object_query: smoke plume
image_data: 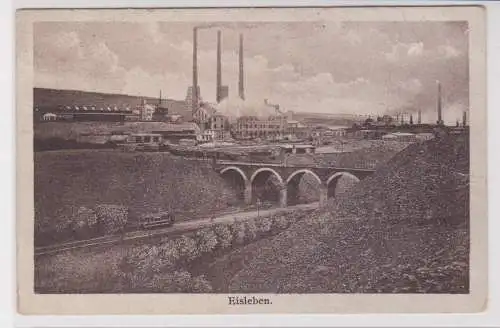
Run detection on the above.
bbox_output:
[215,95,276,121]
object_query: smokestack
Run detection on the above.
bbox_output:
[238,33,245,100]
[437,80,443,125]
[216,30,222,103]
[192,27,199,114]
[418,110,422,124]
[463,110,467,127]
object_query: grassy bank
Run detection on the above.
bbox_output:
[34,150,240,245]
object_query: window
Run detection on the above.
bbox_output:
[144,136,151,143]
[152,137,159,142]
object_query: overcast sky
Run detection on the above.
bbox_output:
[34,21,469,123]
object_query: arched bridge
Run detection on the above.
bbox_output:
[214,160,376,208]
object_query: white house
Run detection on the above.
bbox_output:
[196,130,215,143]
[42,113,57,121]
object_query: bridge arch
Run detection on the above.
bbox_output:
[220,166,249,183]
[250,167,285,206]
[285,169,322,206]
[286,169,322,185]
[250,168,284,185]
[326,172,361,198]
[220,166,249,205]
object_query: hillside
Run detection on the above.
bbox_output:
[34,151,239,238]
[223,135,470,293]
[33,87,191,118]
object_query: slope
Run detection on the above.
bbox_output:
[227,134,470,293]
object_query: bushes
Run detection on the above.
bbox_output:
[196,228,218,254]
[175,236,200,262]
[231,222,247,245]
[255,216,273,233]
[37,211,300,293]
[34,204,129,246]
[95,205,129,234]
[273,215,290,230]
[214,224,233,249]
[245,219,258,241]
[117,244,213,293]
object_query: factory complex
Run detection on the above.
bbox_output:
[35,28,468,150]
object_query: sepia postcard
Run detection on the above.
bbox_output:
[16,6,487,315]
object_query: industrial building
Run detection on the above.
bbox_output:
[151,122,201,143]
[232,115,287,140]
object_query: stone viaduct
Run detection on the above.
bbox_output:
[214,160,376,208]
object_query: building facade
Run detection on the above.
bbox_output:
[232,115,287,140]
[196,130,215,143]
[209,114,230,141]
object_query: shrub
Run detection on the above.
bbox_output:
[175,236,200,262]
[70,206,99,237]
[273,215,290,230]
[122,245,163,274]
[191,275,213,292]
[95,204,129,234]
[196,228,218,254]
[213,224,233,249]
[52,206,75,233]
[76,206,98,227]
[245,219,258,241]
[231,222,246,245]
[255,216,273,233]
[170,270,193,292]
[158,240,180,268]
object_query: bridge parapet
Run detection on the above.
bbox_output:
[216,160,376,208]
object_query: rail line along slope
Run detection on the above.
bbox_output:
[34,151,240,246]
[226,134,470,293]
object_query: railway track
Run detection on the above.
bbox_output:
[34,202,318,257]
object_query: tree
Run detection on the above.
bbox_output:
[245,219,259,241]
[175,236,200,262]
[231,222,247,245]
[95,204,129,235]
[255,216,273,233]
[273,215,290,231]
[214,224,233,249]
[196,228,218,254]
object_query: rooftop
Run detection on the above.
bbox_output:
[279,144,315,149]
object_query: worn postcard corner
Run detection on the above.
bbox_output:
[16,5,487,315]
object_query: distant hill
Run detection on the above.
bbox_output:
[33,88,192,118]
[292,111,366,127]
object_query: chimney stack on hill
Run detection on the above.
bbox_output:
[436,80,444,126]
[238,33,245,100]
[216,30,222,103]
[192,27,199,114]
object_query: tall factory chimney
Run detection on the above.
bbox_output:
[216,30,222,103]
[238,33,245,100]
[192,27,199,114]
[418,110,422,124]
[436,80,443,126]
[463,110,467,127]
